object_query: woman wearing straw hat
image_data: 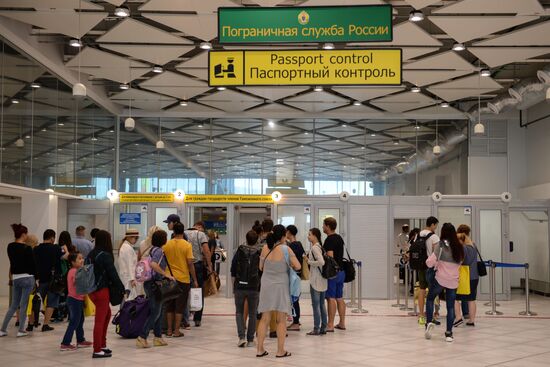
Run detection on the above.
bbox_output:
[118,228,140,300]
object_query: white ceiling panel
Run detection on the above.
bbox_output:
[66,47,149,83]
[246,102,300,113]
[284,91,349,113]
[176,52,208,68]
[3,54,45,82]
[353,22,443,47]
[404,105,466,118]
[140,71,207,88]
[370,92,437,113]
[0,0,102,10]
[139,0,237,13]
[434,0,544,15]
[179,68,208,81]
[198,90,263,112]
[332,87,405,101]
[330,104,382,114]
[404,70,473,87]
[468,47,550,68]
[0,11,106,38]
[238,87,307,101]
[26,87,92,110]
[404,50,475,71]
[473,21,550,46]
[167,102,220,113]
[428,88,501,102]
[111,89,176,110]
[142,13,217,41]
[428,74,502,90]
[0,80,25,101]
[100,44,193,65]
[429,16,539,43]
[404,0,440,9]
[96,18,188,44]
[344,46,439,61]
[141,85,210,100]
[102,0,125,5]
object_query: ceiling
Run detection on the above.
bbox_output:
[0,0,549,186]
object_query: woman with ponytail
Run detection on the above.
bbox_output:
[256,224,301,359]
[1,224,35,337]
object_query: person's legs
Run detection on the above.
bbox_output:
[445,288,457,334]
[275,311,287,356]
[234,290,246,340]
[174,283,190,336]
[89,288,108,353]
[455,300,463,321]
[310,286,321,331]
[326,275,337,330]
[269,311,277,334]
[193,262,205,324]
[468,301,477,323]
[75,301,85,343]
[16,277,34,333]
[1,278,24,332]
[101,296,111,349]
[140,283,162,340]
[62,297,79,345]
[320,291,328,332]
[417,270,427,318]
[335,271,346,328]
[461,299,469,319]
[246,291,259,342]
[256,312,270,355]
[426,280,442,324]
[243,298,249,325]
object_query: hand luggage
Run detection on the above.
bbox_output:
[111,295,150,338]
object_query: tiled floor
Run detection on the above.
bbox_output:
[0,292,549,367]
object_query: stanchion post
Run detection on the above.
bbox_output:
[346,263,358,308]
[400,263,413,311]
[483,260,499,307]
[408,270,418,316]
[485,261,503,315]
[352,261,368,314]
[519,263,537,316]
[392,262,403,307]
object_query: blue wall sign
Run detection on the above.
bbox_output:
[120,213,141,225]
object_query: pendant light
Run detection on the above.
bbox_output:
[433,119,441,156]
[125,60,135,131]
[156,117,164,149]
[474,62,485,135]
[72,0,86,97]
[15,116,24,147]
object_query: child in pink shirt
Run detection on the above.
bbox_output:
[61,252,92,351]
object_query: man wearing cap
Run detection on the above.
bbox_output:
[118,228,140,300]
[185,221,213,327]
[164,214,181,239]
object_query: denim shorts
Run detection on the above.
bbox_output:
[38,282,60,308]
[325,271,345,299]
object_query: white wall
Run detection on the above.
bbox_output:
[0,202,22,296]
[468,156,508,194]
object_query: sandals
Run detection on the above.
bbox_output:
[256,351,268,358]
[335,325,346,330]
[172,333,184,338]
[276,351,292,358]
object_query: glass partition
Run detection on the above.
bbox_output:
[479,209,503,294]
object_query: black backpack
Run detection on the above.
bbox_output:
[235,245,260,290]
[312,246,340,280]
[409,233,433,271]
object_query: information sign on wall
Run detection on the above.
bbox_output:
[119,193,175,203]
[218,5,393,44]
[184,195,274,203]
[209,49,401,86]
[120,213,141,225]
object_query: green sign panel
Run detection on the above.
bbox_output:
[218,5,393,44]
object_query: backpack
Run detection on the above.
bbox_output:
[75,251,103,295]
[235,245,260,290]
[111,295,150,338]
[312,245,339,279]
[282,245,301,304]
[135,247,153,283]
[409,233,433,271]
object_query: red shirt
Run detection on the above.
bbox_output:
[67,268,84,301]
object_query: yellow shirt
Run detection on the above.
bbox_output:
[162,238,194,283]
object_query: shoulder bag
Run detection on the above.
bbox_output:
[473,244,487,277]
[342,242,356,283]
[152,255,183,302]
[49,265,66,294]
[282,245,301,303]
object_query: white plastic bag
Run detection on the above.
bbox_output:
[190,288,203,311]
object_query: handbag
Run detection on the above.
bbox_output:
[84,295,96,317]
[300,256,310,280]
[457,265,471,295]
[282,245,301,304]
[342,245,356,283]
[203,272,218,297]
[152,256,182,302]
[473,244,487,277]
[48,267,66,294]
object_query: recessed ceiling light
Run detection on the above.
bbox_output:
[353,101,361,106]
[313,86,323,92]
[440,102,450,108]
[268,120,275,127]
[217,86,226,91]
[30,82,41,89]
[409,10,424,22]
[238,131,242,135]
[304,132,309,135]
[199,42,212,50]
[370,133,376,137]
[198,124,203,128]
[119,83,129,90]
[11,99,19,104]
[152,66,163,73]
[414,125,421,129]
[69,38,82,48]
[452,42,466,51]
[179,101,188,106]
[91,137,98,141]
[393,140,399,145]
[41,128,47,132]
[109,129,114,133]
[361,146,365,150]
[114,6,130,17]
[480,68,491,77]
[25,135,30,139]
[170,130,175,134]
[323,43,335,50]
[411,86,421,93]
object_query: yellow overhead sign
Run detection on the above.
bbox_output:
[185,195,274,203]
[209,49,401,86]
[119,193,175,203]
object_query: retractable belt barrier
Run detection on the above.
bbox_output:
[351,261,368,314]
[484,260,537,317]
[392,254,404,308]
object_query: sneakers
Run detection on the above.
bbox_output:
[466,322,475,327]
[194,321,201,327]
[418,316,426,326]
[0,330,7,337]
[17,331,28,338]
[102,348,112,354]
[424,322,435,340]
[77,341,93,348]
[453,318,464,328]
[26,324,33,332]
[60,344,77,352]
[42,325,54,332]
[153,337,168,347]
[306,330,320,336]
[92,351,112,359]
[432,319,441,326]
[445,331,454,343]
[247,341,255,348]
[238,339,246,348]
[136,336,151,349]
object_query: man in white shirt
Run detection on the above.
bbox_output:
[417,216,439,326]
[396,224,410,252]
